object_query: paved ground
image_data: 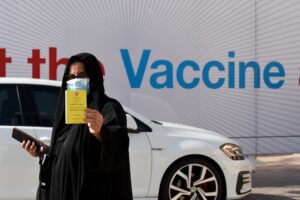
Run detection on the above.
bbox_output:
[243,154,300,200]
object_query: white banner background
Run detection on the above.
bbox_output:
[0,0,299,155]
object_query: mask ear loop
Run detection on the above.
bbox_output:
[86,78,90,94]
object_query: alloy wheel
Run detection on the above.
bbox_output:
[169,164,218,200]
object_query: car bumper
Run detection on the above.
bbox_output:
[214,153,252,199]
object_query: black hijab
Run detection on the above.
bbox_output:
[50,52,106,148]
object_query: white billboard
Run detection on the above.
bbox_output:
[0,0,299,156]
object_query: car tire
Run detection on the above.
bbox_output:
[159,156,225,200]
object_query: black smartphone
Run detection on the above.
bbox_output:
[12,128,50,154]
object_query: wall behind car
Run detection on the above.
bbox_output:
[0,0,299,155]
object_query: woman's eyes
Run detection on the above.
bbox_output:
[77,72,88,77]
[66,72,88,79]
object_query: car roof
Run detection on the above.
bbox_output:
[0,77,153,125]
[0,77,61,87]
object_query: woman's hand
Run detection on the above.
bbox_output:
[21,140,45,157]
[85,108,104,142]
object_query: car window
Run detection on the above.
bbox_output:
[20,85,60,127]
[126,112,152,133]
[0,85,23,125]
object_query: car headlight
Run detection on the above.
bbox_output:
[220,143,245,160]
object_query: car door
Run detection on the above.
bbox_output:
[20,84,60,148]
[22,84,154,198]
[0,84,39,199]
[25,84,153,198]
[17,84,59,199]
[19,83,153,198]
[126,113,153,198]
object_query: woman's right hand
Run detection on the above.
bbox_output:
[21,140,45,157]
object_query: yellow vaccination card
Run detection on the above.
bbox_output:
[65,90,87,124]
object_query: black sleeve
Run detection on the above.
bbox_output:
[86,100,129,173]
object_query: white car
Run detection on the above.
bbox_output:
[0,78,252,200]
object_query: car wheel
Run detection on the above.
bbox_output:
[159,157,225,200]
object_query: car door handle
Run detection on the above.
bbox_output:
[39,137,51,143]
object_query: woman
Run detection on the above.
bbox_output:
[22,53,133,200]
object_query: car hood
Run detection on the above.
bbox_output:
[157,121,236,145]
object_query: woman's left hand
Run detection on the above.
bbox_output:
[85,108,104,142]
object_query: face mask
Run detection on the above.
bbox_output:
[66,78,90,92]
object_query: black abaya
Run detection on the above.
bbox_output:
[38,53,133,200]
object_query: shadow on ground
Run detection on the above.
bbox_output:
[241,154,300,200]
[244,193,296,200]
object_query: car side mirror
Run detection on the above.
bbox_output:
[126,113,138,133]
